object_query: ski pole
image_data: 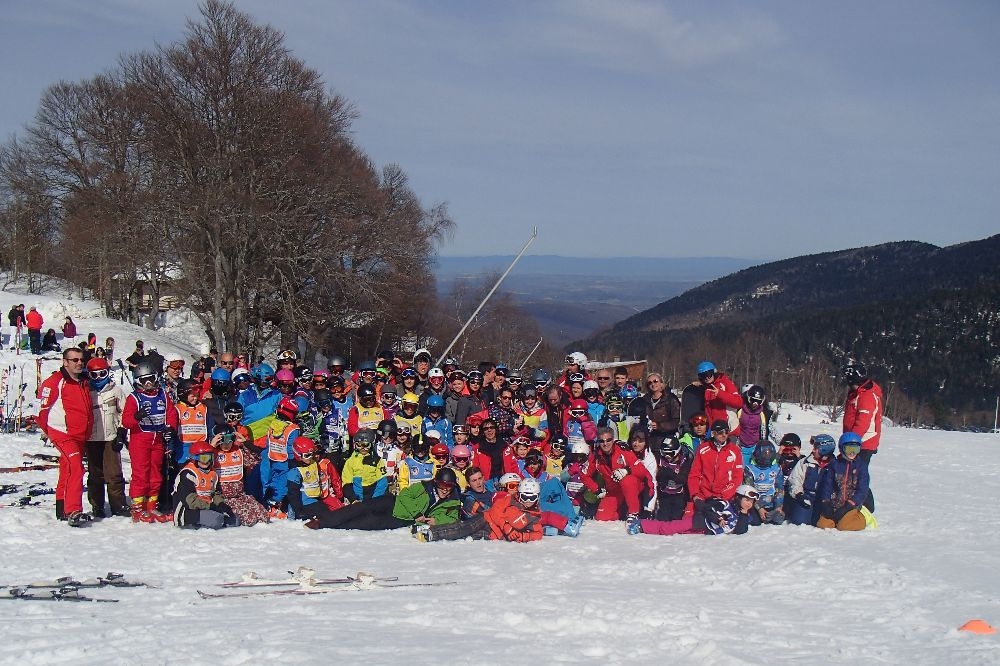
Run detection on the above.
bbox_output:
[116,360,136,391]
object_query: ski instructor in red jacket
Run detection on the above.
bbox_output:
[842,361,882,463]
[37,348,94,526]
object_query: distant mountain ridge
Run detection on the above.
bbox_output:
[597,236,1000,335]
[434,255,754,281]
[575,235,1000,420]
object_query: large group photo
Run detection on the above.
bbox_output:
[2,1,998,663]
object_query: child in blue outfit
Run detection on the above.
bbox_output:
[743,441,784,524]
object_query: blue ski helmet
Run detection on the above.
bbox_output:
[620,384,638,400]
[211,367,232,382]
[251,363,275,381]
[427,394,445,409]
[811,434,836,457]
[838,432,863,453]
[696,361,717,376]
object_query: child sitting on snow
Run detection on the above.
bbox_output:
[744,441,785,524]
[172,440,238,529]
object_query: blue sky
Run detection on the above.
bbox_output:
[2,1,997,259]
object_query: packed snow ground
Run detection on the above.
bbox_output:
[1,283,999,664]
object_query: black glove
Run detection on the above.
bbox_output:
[161,429,176,446]
[114,428,129,452]
[833,504,853,522]
[134,405,151,421]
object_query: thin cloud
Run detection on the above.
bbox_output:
[519,0,783,71]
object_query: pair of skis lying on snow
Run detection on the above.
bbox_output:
[0,568,455,602]
[1,572,147,603]
[198,567,457,599]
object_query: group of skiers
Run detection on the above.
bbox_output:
[33,343,882,539]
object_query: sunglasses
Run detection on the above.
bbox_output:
[436,482,455,491]
[65,357,85,364]
[597,437,614,444]
[596,376,611,381]
[483,425,497,430]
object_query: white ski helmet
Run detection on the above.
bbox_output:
[517,477,541,502]
[165,351,184,364]
[735,484,761,501]
[566,351,588,368]
[498,472,522,488]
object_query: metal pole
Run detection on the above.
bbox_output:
[435,227,538,367]
[517,338,544,372]
[994,395,998,434]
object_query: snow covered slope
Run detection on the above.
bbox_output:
[2,424,999,663]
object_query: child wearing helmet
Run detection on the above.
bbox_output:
[347,384,384,439]
[598,394,630,441]
[817,433,872,531]
[286,436,345,522]
[340,429,389,503]
[744,441,785,525]
[211,424,269,526]
[446,443,474,490]
[786,434,836,526]
[678,413,710,451]
[121,359,180,523]
[653,437,693,522]
[258,395,303,516]
[397,430,437,490]
[515,385,549,440]
[736,384,774,466]
[172,440,238,529]
[239,364,283,442]
[563,398,597,450]
[421,394,454,449]
[175,377,211,468]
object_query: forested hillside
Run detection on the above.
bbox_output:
[577,235,1000,427]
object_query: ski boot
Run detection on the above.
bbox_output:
[625,513,641,535]
[131,503,155,523]
[147,499,173,523]
[563,515,584,538]
[267,504,287,520]
[66,511,93,528]
[413,524,432,542]
[55,499,65,521]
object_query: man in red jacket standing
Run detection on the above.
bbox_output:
[842,361,883,464]
[687,419,743,525]
[37,348,95,526]
[26,305,44,355]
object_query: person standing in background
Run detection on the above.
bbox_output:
[26,305,43,355]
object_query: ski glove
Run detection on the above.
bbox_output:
[161,429,176,446]
[611,468,628,483]
[114,428,129,452]
[595,489,607,500]
[134,406,150,421]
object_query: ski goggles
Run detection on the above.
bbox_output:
[299,451,316,461]
[549,439,566,453]
[569,409,586,419]
[136,374,158,389]
[452,456,470,465]
[518,491,539,504]
[689,415,709,427]
[698,370,716,382]
[712,424,730,434]
[452,424,469,435]
[167,361,185,370]
[841,443,862,457]
[194,452,214,465]
[508,377,523,386]
[88,369,110,381]
[738,488,761,501]
[568,372,585,384]
[224,411,243,422]
[503,480,521,492]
